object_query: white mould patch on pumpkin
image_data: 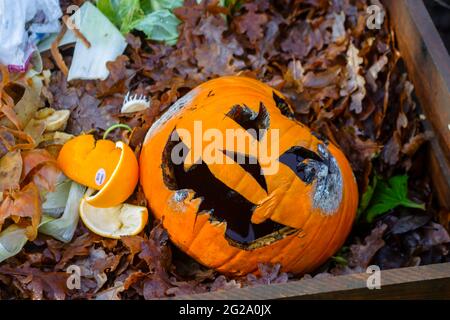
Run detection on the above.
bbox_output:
[144,88,199,144]
[174,189,189,202]
[168,189,191,213]
[312,144,343,215]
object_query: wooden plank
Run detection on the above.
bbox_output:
[383,0,450,209]
[428,141,450,219]
[174,262,450,300]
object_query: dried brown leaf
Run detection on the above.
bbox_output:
[0,150,22,191]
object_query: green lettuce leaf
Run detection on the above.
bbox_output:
[96,0,121,28]
[133,9,180,45]
[97,0,182,45]
[118,0,145,34]
[146,0,183,12]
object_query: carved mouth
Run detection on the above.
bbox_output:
[161,132,297,250]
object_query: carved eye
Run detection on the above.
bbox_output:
[279,146,324,184]
[225,102,269,140]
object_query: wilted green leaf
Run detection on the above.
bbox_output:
[331,255,348,266]
[39,182,86,243]
[0,181,85,262]
[42,177,72,218]
[365,175,425,223]
[331,246,349,266]
[356,175,377,220]
[0,225,28,263]
[133,9,180,45]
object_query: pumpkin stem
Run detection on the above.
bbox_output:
[103,124,132,140]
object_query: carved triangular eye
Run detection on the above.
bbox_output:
[273,91,295,118]
[279,146,324,184]
[225,102,269,140]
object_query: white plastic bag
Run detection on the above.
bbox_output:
[0,0,61,72]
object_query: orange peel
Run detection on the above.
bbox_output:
[79,190,148,239]
[57,134,138,208]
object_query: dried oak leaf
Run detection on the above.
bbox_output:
[21,149,56,179]
[71,247,123,294]
[165,278,210,297]
[340,43,367,113]
[95,281,125,300]
[66,93,117,135]
[366,55,388,92]
[372,244,410,270]
[97,55,134,97]
[382,130,401,165]
[390,214,431,235]
[280,21,316,59]
[246,263,289,285]
[332,223,388,275]
[121,235,144,257]
[142,276,171,299]
[132,225,173,299]
[56,232,101,270]
[0,264,68,300]
[234,2,269,45]
[48,71,117,136]
[0,150,22,191]
[123,271,147,290]
[193,14,245,76]
[138,227,172,273]
[248,16,283,71]
[21,149,61,192]
[303,65,341,89]
[401,132,432,157]
[333,126,380,189]
[422,222,450,249]
[331,11,346,44]
[0,182,41,240]
[209,275,241,292]
[348,223,388,269]
[0,128,16,158]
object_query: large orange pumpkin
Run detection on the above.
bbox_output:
[140,76,358,276]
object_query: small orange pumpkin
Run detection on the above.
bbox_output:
[140,76,358,276]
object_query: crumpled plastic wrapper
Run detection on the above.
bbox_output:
[0,0,61,72]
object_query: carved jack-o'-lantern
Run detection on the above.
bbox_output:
[140,76,358,276]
